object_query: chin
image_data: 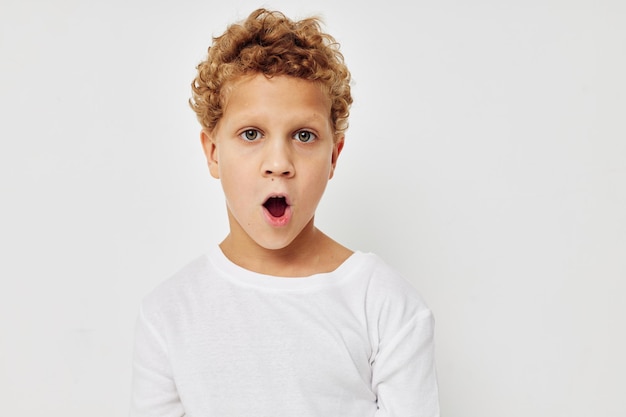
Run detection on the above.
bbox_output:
[255,237,296,251]
[251,229,305,251]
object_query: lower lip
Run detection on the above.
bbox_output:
[262,205,292,227]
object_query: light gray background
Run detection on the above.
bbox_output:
[1,0,625,416]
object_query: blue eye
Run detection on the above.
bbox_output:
[241,129,261,141]
[294,130,316,143]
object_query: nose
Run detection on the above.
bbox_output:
[262,138,294,178]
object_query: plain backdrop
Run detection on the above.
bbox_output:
[1,0,625,416]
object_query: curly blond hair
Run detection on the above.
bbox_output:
[190,8,352,137]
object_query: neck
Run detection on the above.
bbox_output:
[219,221,352,277]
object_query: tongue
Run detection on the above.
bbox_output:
[265,197,287,217]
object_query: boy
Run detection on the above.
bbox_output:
[131,8,440,417]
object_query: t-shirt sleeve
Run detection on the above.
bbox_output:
[371,309,440,416]
[130,304,185,417]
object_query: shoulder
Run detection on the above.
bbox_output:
[353,252,433,337]
[358,252,430,311]
[140,254,212,320]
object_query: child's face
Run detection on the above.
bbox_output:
[201,74,343,252]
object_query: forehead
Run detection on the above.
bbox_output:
[221,74,332,121]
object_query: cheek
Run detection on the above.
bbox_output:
[218,152,246,181]
[219,165,246,202]
[303,159,333,193]
[316,154,334,179]
[221,174,248,200]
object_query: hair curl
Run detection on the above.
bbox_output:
[190,8,352,137]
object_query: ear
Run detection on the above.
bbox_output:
[329,135,345,179]
[200,130,220,179]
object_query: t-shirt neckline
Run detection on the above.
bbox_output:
[207,245,366,291]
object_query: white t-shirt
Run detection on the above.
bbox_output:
[131,246,440,417]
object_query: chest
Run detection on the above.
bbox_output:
[166,288,376,413]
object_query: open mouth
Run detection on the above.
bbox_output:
[263,196,288,218]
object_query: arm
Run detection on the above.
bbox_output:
[130,305,185,417]
[371,311,440,417]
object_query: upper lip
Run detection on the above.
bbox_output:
[263,193,290,206]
